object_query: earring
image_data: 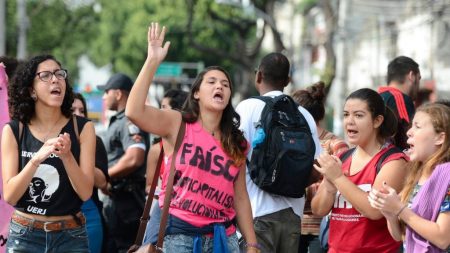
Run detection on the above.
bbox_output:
[31,92,37,101]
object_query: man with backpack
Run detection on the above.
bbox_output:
[236,53,322,252]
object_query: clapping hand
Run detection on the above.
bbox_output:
[147,22,170,63]
[313,153,344,183]
[368,182,404,219]
[53,133,72,159]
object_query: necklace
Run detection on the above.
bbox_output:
[199,118,217,137]
[36,115,64,142]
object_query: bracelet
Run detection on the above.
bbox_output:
[245,242,261,252]
[396,204,407,216]
[29,159,39,167]
[246,246,261,253]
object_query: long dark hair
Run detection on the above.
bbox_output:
[73,92,88,115]
[8,55,74,123]
[346,88,398,143]
[182,66,247,167]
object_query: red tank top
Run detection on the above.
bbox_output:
[328,146,405,253]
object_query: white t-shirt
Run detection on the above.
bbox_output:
[236,90,322,218]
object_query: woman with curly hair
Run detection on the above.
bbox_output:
[126,23,258,252]
[2,55,95,252]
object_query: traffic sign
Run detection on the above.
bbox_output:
[156,62,182,77]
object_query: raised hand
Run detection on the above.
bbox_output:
[147,22,170,63]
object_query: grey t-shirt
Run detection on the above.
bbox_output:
[103,110,148,180]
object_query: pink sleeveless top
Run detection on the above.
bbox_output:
[159,122,240,234]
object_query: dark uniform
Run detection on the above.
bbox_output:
[102,110,148,253]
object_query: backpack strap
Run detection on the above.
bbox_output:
[339,148,356,163]
[375,146,403,173]
[251,95,274,103]
[339,146,403,174]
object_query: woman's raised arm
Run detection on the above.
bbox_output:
[126,22,180,140]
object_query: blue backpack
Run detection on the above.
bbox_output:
[248,95,316,198]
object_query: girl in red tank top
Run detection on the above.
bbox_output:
[311,88,408,253]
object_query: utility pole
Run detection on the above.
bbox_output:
[0,0,5,55]
[17,0,28,59]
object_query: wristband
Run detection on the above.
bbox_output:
[396,204,407,216]
[245,242,261,252]
[29,159,39,167]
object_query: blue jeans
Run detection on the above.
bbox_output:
[6,220,89,253]
[163,233,239,253]
[81,198,103,253]
[143,204,161,245]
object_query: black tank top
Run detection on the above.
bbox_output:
[8,116,89,216]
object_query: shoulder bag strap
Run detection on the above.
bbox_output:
[72,115,80,143]
[154,121,186,252]
[132,143,165,246]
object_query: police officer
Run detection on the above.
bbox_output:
[98,73,148,253]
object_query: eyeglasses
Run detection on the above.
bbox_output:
[36,69,68,82]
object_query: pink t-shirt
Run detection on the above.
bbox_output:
[159,122,240,234]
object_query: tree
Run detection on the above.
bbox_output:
[5,0,99,83]
[5,0,287,95]
[88,0,288,97]
[299,0,338,95]
[186,0,286,97]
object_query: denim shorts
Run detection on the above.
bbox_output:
[6,220,89,253]
[163,233,239,253]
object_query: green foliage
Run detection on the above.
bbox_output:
[5,0,99,86]
[297,0,317,13]
[5,0,263,85]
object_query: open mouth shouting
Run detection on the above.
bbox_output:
[347,129,358,138]
[213,91,224,103]
[50,87,62,97]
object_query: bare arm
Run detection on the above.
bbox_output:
[385,215,404,241]
[314,153,407,220]
[336,159,407,219]
[2,125,42,205]
[125,23,180,141]
[233,165,259,253]
[145,143,161,193]
[311,178,336,216]
[400,207,450,249]
[108,147,146,179]
[371,184,450,249]
[94,167,107,190]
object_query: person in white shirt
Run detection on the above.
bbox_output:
[236,52,322,252]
